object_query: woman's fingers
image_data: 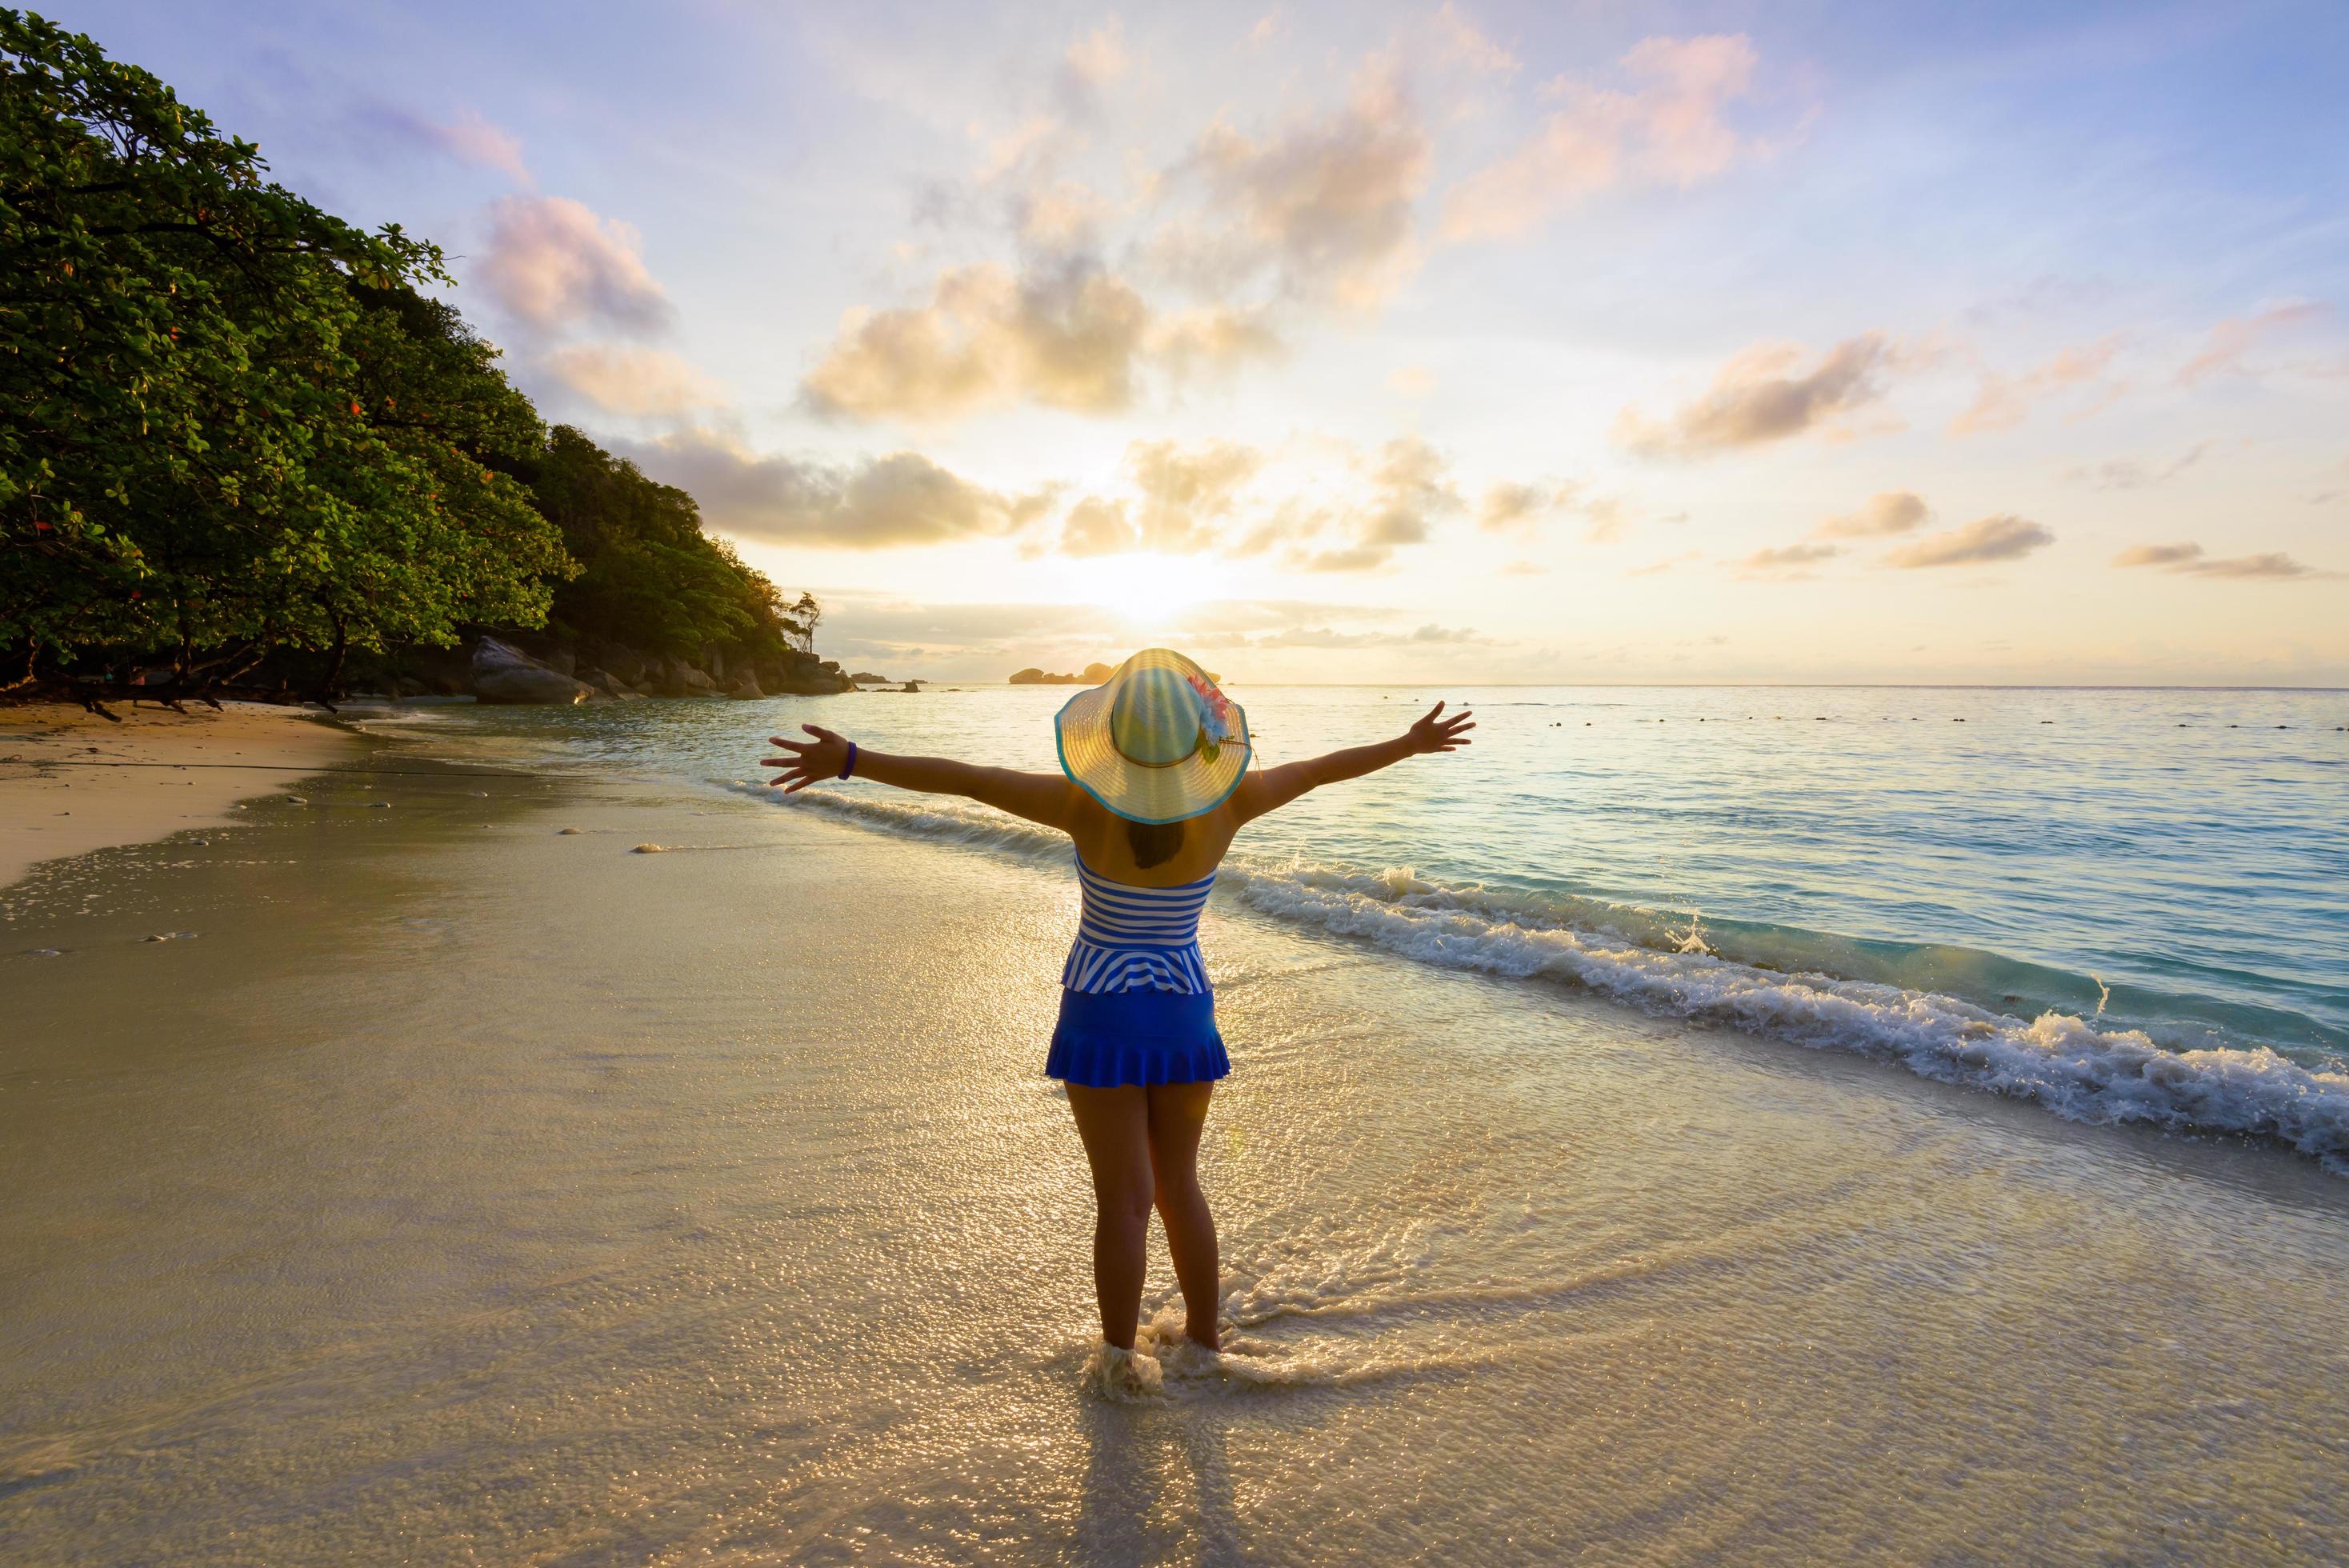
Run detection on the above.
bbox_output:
[1420,700,1446,723]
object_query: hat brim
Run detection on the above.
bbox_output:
[1054,664,1251,825]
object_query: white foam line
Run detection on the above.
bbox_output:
[748,786,2349,1170]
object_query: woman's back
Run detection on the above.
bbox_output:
[1065,792,1242,887]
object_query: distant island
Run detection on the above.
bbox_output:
[1010,664,1115,686]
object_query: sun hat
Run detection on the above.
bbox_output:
[1054,649,1251,824]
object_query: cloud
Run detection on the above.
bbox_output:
[541,346,726,417]
[1058,18,1130,109]
[1477,478,1626,539]
[2070,439,2219,490]
[1126,439,1266,549]
[417,107,528,182]
[1815,490,1927,538]
[1387,364,1435,397]
[1053,496,1136,557]
[1146,306,1286,381]
[1616,334,1894,457]
[1158,66,1431,310]
[1478,481,1554,530]
[802,259,1150,420]
[1883,514,2052,568]
[1291,544,1396,573]
[1499,558,1547,575]
[2176,300,2328,386]
[1950,335,2122,434]
[1360,435,1463,544]
[1031,438,1268,558]
[358,102,530,183]
[803,260,1275,422]
[1629,550,1701,576]
[1239,622,1495,648]
[1429,4,1519,75]
[1442,34,1763,242]
[2111,542,2332,579]
[478,196,672,335]
[614,426,1050,547]
[1734,542,1841,578]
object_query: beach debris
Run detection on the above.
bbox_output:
[631,843,668,854]
[141,931,198,942]
[558,826,583,834]
[470,791,489,798]
[191,838,209,846]
[24,948,67,958]
[285,794,306,804]
[367,801,390,808]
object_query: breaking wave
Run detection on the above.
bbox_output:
[748,785,2349,1171]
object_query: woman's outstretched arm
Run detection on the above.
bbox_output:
[762,724,1078,830]
[1234,701,1474,823]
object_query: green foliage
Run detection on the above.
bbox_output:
[1,11,817,695]
[0,9,570,682]
[526,426,808,662]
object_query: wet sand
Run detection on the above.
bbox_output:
[0,702,358,890]
[3,742,2347,1564]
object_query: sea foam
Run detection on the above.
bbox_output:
[754,786,2349,1171]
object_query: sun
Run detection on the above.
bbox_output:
[1057,552,1218,628]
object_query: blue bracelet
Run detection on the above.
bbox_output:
[839,742,858,780]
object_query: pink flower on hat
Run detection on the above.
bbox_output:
[1185,673,1237,744]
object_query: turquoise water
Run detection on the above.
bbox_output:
[381,683,2349,1162]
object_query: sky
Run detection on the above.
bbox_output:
[60,0,2349,683]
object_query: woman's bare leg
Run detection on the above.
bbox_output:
[1064,1083,1154,1350]
[1146,1081,1220,1351]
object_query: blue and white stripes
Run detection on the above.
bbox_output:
[1062,854,1215,994]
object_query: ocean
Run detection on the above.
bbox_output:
[390,682,2349,1172]
[11,689,2349,1562]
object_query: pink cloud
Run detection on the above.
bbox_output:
[479,196,672,334]
[1442,34,1763,242]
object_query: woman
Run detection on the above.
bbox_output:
[762,648,1473,1386]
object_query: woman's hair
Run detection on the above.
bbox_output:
[1126,816,1185,870]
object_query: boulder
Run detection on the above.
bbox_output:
[472,637,594,705]
[726,670,766,699]
[680,662,718,695]
[601,646,647,686]
[850,670,892,686]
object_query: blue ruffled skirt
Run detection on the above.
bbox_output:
[1046,987,1230,1088]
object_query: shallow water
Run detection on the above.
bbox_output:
[5,738,2348,1562]
[372,685,2349,1168]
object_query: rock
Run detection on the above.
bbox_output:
[473,637,594,706]
[679,662,718,695]
[602,646,647,686]
[631,843,668,854]
[542,648,577,677]
[392,676,430,698]
[850,670,892,685]
[899,679,923,693]
[726,670,766,699]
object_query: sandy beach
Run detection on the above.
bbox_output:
[4,719,2346,1564]
[1,702,359,891]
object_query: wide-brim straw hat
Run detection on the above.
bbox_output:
[1055,648,1251,824]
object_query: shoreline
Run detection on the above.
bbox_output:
[0,702,364,893]
[5,730,2347,1561]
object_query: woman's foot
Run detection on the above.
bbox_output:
[1183,1318,1221,1354]
[1082,1340,1163,1401]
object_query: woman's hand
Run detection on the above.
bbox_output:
[762,724,852,792]
[1405,701,1475,754]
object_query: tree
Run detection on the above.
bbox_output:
[0,10,570,699]
[524,426,807,669]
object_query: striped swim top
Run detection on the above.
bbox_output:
[1062,853,1215,995]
